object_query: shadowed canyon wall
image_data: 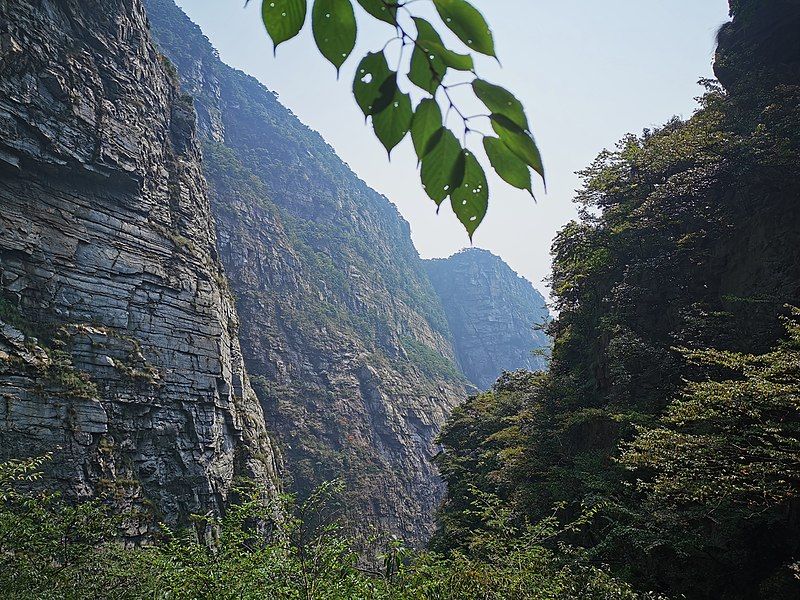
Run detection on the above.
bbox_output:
[0,0,280,530]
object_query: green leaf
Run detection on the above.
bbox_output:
[411,99,443,161]
[372,90,413,156]
[420,128,463,206]
[484,136,532,195]
[437,46,474,72]
[312,0,357,73]
[409,45,447,94]
[432,0,495,57]
[473,79,528,130]
[261,0,307,52]
[450,149,488,238]
[414,17,473,73]
[491,114,545,182]
[409,18,452,95]
[354,0,396,24]
[353,52,395,116]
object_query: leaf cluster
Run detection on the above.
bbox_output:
[258,0,544,238]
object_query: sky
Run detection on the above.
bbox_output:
[174,0,731,296]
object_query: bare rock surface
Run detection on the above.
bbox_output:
[144,0,470,546]
[425,249,551,390]
[0,0,279,526]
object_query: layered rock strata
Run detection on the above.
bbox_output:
[0,0,279,527]
[145,0,469,545]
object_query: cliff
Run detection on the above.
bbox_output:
[0,0,558,548]
[143,0,470,545]
[0,0,279,529]
[424,249,550,390]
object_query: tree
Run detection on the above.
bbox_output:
[622,308,800,510]
[255,0,544,238]
[618,309,800,597]
[0,457,655,599]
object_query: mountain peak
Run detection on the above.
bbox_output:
[424,252,551,390]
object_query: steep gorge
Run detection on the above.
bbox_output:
[2,0,799,596]
[144,0,555,543]
[0,0,554,549]
[144,0,471,545]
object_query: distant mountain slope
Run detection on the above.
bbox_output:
[144,0,469,545]
[425,249,551,390]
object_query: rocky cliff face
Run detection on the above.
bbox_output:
[424,249,550,390]
[714,0,800,95]
[0,0,279,529]
[144,0,470,546]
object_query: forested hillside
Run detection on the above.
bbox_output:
[436,1,800,597]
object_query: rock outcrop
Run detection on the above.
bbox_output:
[144,0,469,546]
[714,0,800,94]
[424,249,551,390]
[0,0,279,528]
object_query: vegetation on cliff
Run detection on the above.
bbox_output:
[433,2,800,595]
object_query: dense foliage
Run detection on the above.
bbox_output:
[434,3,800,596]
[623,310,800,511]
[618,311,800,597]
[0,458,652,599]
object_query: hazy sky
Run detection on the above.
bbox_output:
[174,0,730,295]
